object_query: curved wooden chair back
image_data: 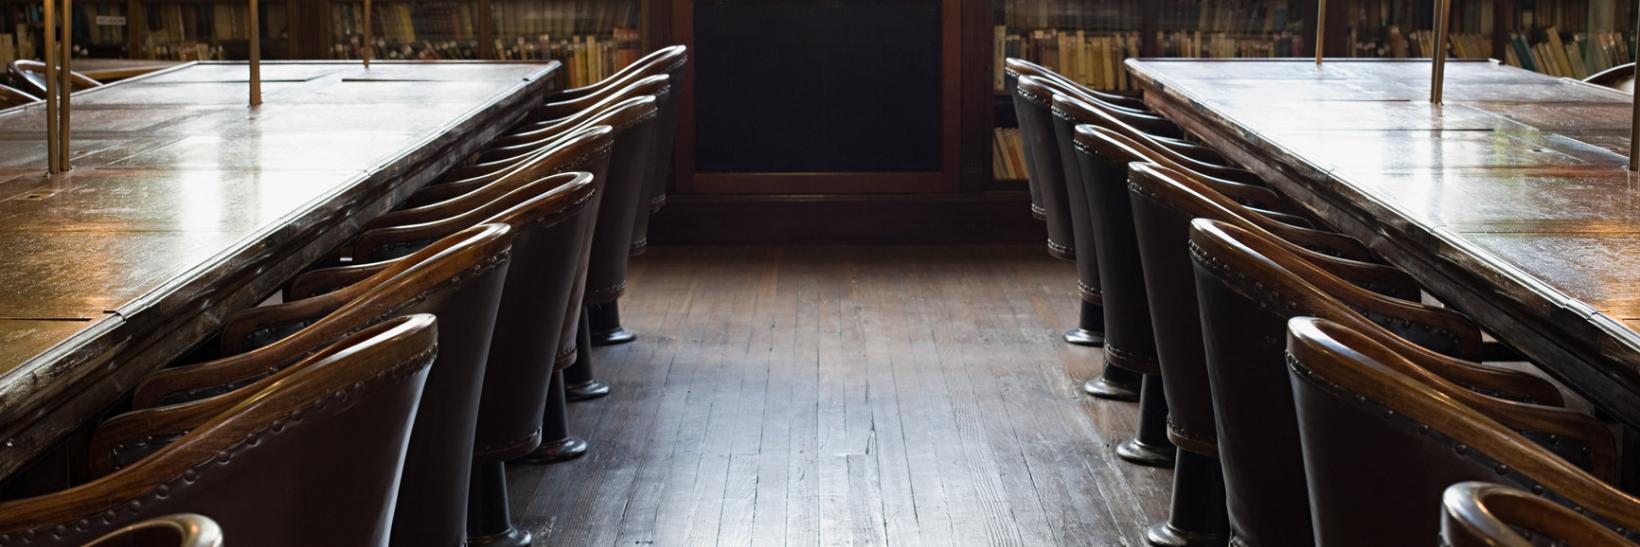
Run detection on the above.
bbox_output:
[1285,318,1631,546]
[1072,122,1297,215]
[0,84,37,109]
[1442,482,1637,547]
[1185,218,1573,547]
[82,514,224,547]
[1005,57,1147,111]
[1121,156,1406,457]
[8,60,102,96]
[487,75,668,158]
[126,224,515,547]
[1011,74,1078,261]
[0,314,437,546]
[1047,90,1255,184]
[536,45,685,120]
[1584,63,1636,93]
[1027,74,1182,141]
[416,102,633,207]
[305,172,603,464]
[551,44,687,102]
[416,119,619,207]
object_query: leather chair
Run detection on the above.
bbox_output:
[82,514,223,547]
[1060,106,1177,469]
[1585,63,1636,93]
[7,60,101,97]
[1442,482,1637,547]
[1005,57,1148,112]
[0,314,438,546]
[1285,317,1626,546]
[1188,219,1577,547]
[1012,75,1117,367]
[0,84,37,109]
[126,225,516,547]
[540,46,685,215]
[311,172,604,546]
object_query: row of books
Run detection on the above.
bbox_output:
[0,25,35,65]
[142,4,279,45]
[992,28,1139,91]
[1349,0,1493,37]
[78,4,127,46]
[1159,0,1300,34]
[492,0,639,39]
[143,43,223,61]
[1159,30,1306,57]
[1504,29,1634,79]
[332,38,480,60]
[993,128,1028,181]
[1353,29,1491,59]
[994,0,1140,33]
[494,30,642,88]
[331,3,476,44]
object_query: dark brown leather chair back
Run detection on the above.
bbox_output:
[486,76,667,159]
[1285,317,1631,546]
[1010,75,1077,262]
[0,314,437,547]
[126,225,515,547]
[0,84,36,109]
[471,172,603,462]
[573,99,659,309]
[82,514,223,547]
[1063,116,1159,377]
[1584,63,1636,93]
[8,60,101,96]
[1051,91,1258,186]
[1442,482,1637,547]
[1186,218,1570,547]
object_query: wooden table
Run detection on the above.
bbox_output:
[0,60,557,478]
[1126,58,1640,427]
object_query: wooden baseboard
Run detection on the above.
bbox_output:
[647,192,1043,245]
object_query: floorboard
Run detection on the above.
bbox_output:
[512,245,1172,546]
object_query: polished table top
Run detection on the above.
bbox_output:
[0,61,556,476]
[1126,58,1640,423]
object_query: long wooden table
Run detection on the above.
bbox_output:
[1126,58,1640,427]
[0,60,557,478]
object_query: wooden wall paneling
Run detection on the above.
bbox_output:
[670,0,695,194]
[962,0,995,192]
[938,0,962,193]
[126,0,141,58]
[476,0,493,59]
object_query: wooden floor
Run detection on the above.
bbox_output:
[506,245,1171,546]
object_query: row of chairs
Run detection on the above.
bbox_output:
[0,46,686,546]
[1006,57,1640,546]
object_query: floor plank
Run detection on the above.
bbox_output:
[515,245,1172,546]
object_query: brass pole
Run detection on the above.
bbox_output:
[362,0,371,68]
[1314,0,1325,65]
[42,0,58,174]
[249,0,261,106]
[1431,0,1451,104]
[1631,3,1640,170]
[58,0,71,170]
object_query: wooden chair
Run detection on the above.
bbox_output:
[0,84,37,109]
[1116,151,1423,544]
[1062,109,1178,469]
[1285,318,1627,546]
[1188,219,1584,547]
[1585,63,1636,93]
[82,514,223,547]
[7,60,102,97]
[1004,57,1148,111]
[1442,482,1637,547]
[298,172,603,545]
[125,224,515,547]
[0,314,437,546]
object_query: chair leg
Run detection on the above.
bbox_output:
[587,300,635,346]
[465,462,531,547]
[1145,450,1230,546]
[1064,300,1105,346]
[516,371,588,464]
[565,307,611,402]
[1084,362,1142,401]
[1116,375,1177,467]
